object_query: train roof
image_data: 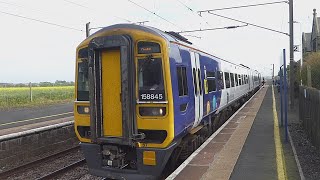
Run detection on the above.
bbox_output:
[89,24,258,72]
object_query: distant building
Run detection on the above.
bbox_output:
[302,32,311,53]
[302,9,320,56]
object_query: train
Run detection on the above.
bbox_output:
[74,24,261,180]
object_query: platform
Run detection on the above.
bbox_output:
[167,85,301,180]
[0,103,73,136]
[0,116,73,136]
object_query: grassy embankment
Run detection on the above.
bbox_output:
[0,86,74,109]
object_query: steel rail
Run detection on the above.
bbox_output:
[0,146,80,179]
[36,158,86,180]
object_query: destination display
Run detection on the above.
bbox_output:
[138,41,161,54]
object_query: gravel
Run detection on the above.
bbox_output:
[54,164,105,180]
[275,89,320,180]
[4,148,85,179]
[289,122,320,180]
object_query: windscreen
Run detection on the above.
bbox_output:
[138,58,165,101]
[77,60,89,101]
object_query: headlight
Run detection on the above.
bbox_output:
[77,106,90,114]
[139,107,166,116]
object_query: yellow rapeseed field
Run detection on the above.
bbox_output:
[0,86,74,109]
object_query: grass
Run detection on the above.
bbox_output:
[0,86,74,109]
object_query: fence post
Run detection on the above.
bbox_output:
[29,82,33,102]
[307,65,312,87]
[283,49,288,142]
[280,67,283,127]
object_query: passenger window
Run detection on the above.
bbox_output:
[235,73,238,86]
[177,67,188,96]
[198,69,202,95]
[218,71,224,89]
[242,75,244,85]
[224,72,230,88]
[230,73,235,87]
[207,71,216,92]
[238,74,242,86]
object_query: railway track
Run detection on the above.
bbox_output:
[36,158,86,179]
[0,146,82,179]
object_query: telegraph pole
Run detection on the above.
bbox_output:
[289,0,294,109]
[272,64,274,80]
[86,22,90,37]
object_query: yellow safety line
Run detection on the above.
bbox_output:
[272,85,287,180]
[0,112,73,127]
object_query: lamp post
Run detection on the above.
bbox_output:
[289,0,294,109]
[272,64,274,81]
[293,21,303,85]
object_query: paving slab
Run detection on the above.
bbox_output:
[230,87,277,180]
[170,86,268,180]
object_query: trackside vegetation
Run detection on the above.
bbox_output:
[0,86,74,109]
[301,52,320,90]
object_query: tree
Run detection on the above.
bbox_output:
[301,52,320,89]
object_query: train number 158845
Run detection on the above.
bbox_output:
[140,93,163,100]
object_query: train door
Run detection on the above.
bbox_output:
[88,35,137,146]
[101,49,123,137]
[191,52,203,127]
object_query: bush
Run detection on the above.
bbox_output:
[301,52,320,89]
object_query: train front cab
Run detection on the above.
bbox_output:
[74,28,176,180]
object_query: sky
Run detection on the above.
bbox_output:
[0,0,319,83]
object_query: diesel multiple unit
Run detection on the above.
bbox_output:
[74,24,261,179]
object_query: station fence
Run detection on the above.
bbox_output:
[299,86,320,149]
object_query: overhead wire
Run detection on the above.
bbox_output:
[178,24,249,33]
[207,12,289,36]
[198,1,288,14]
[176,0,194,12]
[61,0,132,22]
[175,0,210,26]
[0,1,50,15]
[183,34,202,39]
[127,0,183,30]
[0,10,83,31]
[62,0,90,9]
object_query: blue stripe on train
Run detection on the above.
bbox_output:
[170,44,222,138]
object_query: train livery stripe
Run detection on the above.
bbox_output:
[102,49,123,137]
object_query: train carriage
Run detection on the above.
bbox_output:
[74,24,261,180]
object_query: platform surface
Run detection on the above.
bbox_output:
[168,85,300,180]
[230,87,276,179]
[0,103,73,130]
